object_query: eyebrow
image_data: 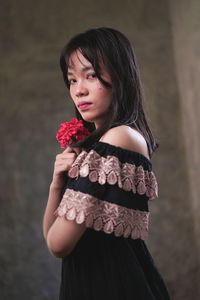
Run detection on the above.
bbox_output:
[67,66,94,76]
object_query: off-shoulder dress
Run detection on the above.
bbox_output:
[55,141,171,300]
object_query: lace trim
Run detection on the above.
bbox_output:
[68,150,158,200]
[54,189,149,240]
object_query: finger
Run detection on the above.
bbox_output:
[72,147,82,156]
[62,146,74,154]
[54,158,75,173]
[59,153,77,161]
[62,146,82,156]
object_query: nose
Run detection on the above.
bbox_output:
[75,80,88,98]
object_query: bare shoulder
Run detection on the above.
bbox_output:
[100,125,150,160]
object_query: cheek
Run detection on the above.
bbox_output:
[96,84,111,100]
[101,88,112,102]
[69,87,76,101]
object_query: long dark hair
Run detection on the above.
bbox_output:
[60,27,159,158]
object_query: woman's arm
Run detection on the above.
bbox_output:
[43,147,87,258]
[43,184,63,242]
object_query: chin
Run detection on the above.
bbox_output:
[80,115,95,124]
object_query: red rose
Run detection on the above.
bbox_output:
[56,118,90,148]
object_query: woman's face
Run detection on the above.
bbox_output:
[67,50,112,129]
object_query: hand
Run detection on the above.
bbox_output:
[51,147,82,190]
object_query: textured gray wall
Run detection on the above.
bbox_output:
[1,0,200,299]
[170,0,200,261]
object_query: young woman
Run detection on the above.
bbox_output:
[43,27,171,300]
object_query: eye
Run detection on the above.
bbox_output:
[87,73,96,79]
[68,78,76,85]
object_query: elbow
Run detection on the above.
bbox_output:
[46,233,73,258]
[50,249,72,258]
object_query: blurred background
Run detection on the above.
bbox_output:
[1,0,200,299]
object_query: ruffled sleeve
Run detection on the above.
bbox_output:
[54,141,158,241]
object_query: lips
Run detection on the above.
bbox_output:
[78,101,92,110]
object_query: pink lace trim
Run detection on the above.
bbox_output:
[68,150,158,200]
[54,189,149,240]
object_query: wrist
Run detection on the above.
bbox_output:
[49,182,64,193]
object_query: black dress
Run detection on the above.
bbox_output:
[55,141,171,300]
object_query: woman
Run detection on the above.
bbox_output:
[43,27,171,299]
